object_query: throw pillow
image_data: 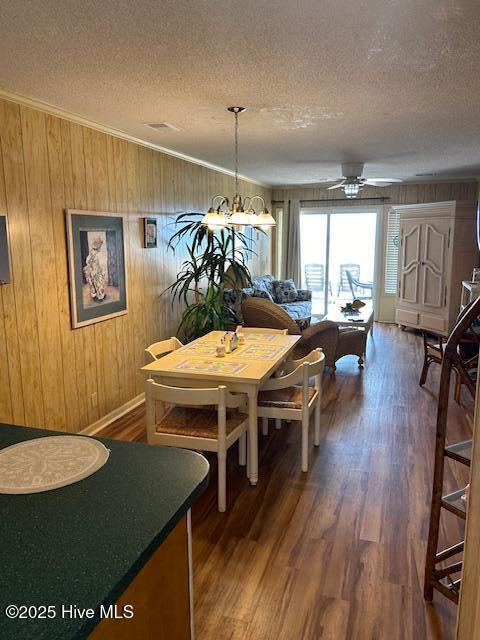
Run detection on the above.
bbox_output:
[253,285,274,302]
[252,275,275,298]
[273,279,298,303]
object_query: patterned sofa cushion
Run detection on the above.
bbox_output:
[278,301,312,321]
[222,287,253,324]
[252,275,275,297]
[252,281,274,302]
[273,279,299,303]
[295,288,312,302]
[223,275,312,328]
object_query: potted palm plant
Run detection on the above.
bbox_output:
[165,213,254,342]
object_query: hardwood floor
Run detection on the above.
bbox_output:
[100,324,473,640]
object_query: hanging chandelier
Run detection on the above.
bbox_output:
[201,107,276,230]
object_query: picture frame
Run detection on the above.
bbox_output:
[0,215,11,285]
[143,217,158,249]
[65,209,128,329]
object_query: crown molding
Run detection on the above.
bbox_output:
[0,88,270,189]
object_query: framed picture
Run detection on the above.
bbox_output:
[0,215,11,285]
[144,217,158,248]
[65,210,128,329]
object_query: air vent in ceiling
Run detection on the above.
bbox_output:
[144,122,179,132]
[415,172,436,177]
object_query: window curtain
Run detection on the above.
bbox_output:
[284,199,302,285]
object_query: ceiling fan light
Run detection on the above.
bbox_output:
[343,183,361,198]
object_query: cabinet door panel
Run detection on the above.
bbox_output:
[396,309,419,325]
[419,312,447,334]
[421,221,449,308]
[400,222,421,303]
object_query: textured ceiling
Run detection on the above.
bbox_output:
[1,0,480,186]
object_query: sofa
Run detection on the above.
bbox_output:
[223,275,312,331]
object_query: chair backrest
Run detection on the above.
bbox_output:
[445,297,480,361]
[339,263,360,291]
[145,337,183,361]
[241,297,301,335]
[236,326,288,335]
[146,379,244,407]
[288,347,324,369]
[345,269,357,296]
[145,380,244,440]
[261,348,325,391]
[305,264,325,290]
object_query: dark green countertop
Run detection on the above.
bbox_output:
[0,424,209,640]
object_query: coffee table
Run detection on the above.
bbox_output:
[326,300,374,332]
[325,301,374,367]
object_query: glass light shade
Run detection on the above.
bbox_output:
[255,210,276,227]
[343,183,360,198]
[243,209,259,226]
[229,210,251,225]
[201,209,229,228]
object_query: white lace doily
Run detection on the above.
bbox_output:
[0,436,110,494]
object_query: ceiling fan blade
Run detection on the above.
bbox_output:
[364,178,402,185]
[364,180,392,187]
[327,182,345,190]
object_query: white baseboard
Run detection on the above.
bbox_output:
[79,393,145,436]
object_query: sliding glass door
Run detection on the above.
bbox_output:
[300,208,378,317]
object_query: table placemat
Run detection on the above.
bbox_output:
[0,435,110,494]
[242,333,278,342]
[234,344,287,360]
[173,359,249,375]
[178,342,219,356]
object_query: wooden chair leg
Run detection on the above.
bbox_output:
[275,418,282,430]
[419,359,431,386]
[217,450,227,513]
[454,370,462,403]
[238,433,246,466]
[262,417,269,436]
[301,417,309,472]
[314,400,321,446]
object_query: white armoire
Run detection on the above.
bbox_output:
[394,200,478,336]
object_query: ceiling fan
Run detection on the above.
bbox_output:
[323,163,402,198]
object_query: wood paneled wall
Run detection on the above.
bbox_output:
[272,181,479,205]
[0,97,271,433]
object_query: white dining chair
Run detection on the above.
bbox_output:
[257,348,325,472]
[145,380,248,512]
[145,337,183,362]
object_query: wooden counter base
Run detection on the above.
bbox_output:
[88,513,193,640]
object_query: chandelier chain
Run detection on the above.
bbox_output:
[234,109,239,196]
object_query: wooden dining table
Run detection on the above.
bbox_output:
[141,330,301,486]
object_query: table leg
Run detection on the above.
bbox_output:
[246,385,259,486]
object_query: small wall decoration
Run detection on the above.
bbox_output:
[66,210,128,328]
[0,215,11,285]
[144,217,158,248]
